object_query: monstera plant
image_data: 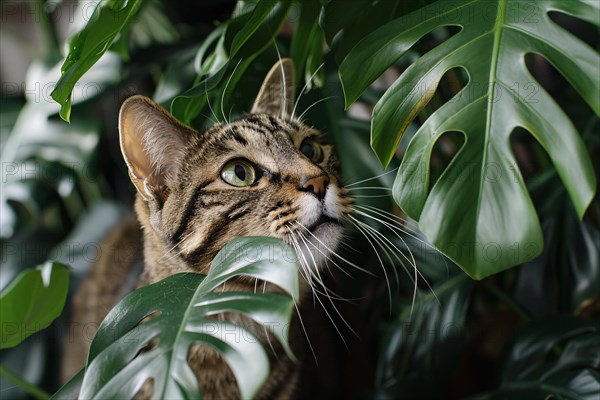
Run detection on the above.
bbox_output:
[339,0,598,278]
[53,237,298,399]
[1,0,598,398]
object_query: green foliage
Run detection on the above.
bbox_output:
[1,0,598,399]
[50,0,144,121]
[61,237,297,398]
[0,262,69,349]
[375,270,472,398]
[468,317,600,400]
[170,0,292,125]
[339,0,599,279]
[515,166,600,315]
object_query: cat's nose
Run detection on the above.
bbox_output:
[300,175,329,200]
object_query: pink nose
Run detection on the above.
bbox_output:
[301,175,329,200]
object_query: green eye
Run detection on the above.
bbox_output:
[220,160,256,187]
[300,139,323,163]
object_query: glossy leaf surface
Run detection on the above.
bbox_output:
[51,0,143,121]
[340,0,599,278]
[77,237,298,399]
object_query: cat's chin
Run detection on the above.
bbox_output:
[296,218,343,269]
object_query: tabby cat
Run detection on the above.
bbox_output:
[63,59,352,398]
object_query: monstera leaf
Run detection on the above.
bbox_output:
[339,0,599,278]
[72,237,298,399]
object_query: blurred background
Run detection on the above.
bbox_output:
[1,1,599,399]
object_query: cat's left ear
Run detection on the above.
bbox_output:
[251,58,295,118]
[119,95,191,201]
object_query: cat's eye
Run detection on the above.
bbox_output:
[299,139,323,163]
[220,160,256,187]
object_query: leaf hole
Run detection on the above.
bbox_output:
[136,338,160,356]
[413,25,462,56]
[509,126,550,182]
[524,53,596,130]
[428,66,469,114]
[188,344,238,395]
[429,131,465,191]
[548,11,599,48]
[128,311,162,339]
[133,378,154,399]
[140,310,162,324]
[352,26,463,117]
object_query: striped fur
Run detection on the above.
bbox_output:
[137,111,350,283]
[65,59,351,399]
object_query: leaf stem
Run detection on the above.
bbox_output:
[482,282,530,322]
[0,365,50,400]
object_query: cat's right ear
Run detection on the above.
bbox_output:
[119,95,190,201]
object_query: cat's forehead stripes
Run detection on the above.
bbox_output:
[119,59,350,293]
[186,114,323,167]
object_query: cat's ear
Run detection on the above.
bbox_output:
[251,58,295,118]
[119,95,190,201]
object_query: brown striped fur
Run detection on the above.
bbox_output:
[63,59,351,399]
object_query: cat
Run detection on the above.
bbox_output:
[62,58,352,399]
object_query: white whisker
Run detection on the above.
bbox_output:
[346,186,392,191]
[349,194,393,198]
[357,203,421,232]
[350,218,403,280]
[293,228,356,297]
[294,221,375,277]
[221,59,242,125]
[352,206,442,309]
[355,204,447,266]
[345,167,399,188]
[291,62,325,120]
[204,75,222,125]
[199,113,219,126]
[350,215,419,316]
[346,216,392,316]
[158,230,195,262]
[272,41,289,121]
[296,230,358,340]
[288,228,350,301]
[298,96,336,121]
[293,301,318,366]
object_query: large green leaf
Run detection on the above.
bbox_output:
[75,236,298,399]
[50,0,144,121]
[0,262,69,349]
[339,0,599,278]
[320,0,418,63]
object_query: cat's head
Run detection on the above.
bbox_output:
[119,59,351,283]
